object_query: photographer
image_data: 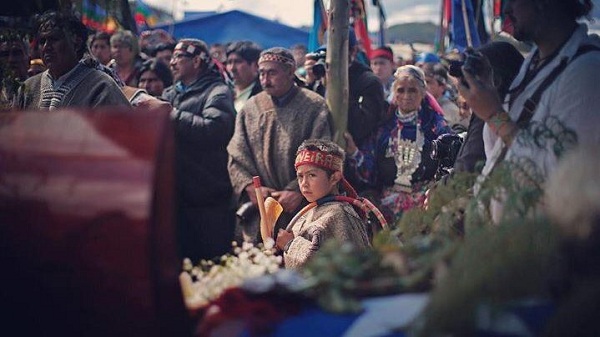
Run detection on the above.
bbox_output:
[451,42,524,174]
[303,28,387,150]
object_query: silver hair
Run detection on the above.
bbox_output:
[110,30,139,56]
[393,65,427,92]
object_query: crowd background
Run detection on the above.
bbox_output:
[2,0,600,335]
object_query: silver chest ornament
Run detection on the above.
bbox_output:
[386,121,424,193]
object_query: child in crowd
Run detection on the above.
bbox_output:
[275,139,371,269]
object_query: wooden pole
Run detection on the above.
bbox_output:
[461,0,473,48]
[326,0,350,146]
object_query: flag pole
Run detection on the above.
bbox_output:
[461,0,473,48]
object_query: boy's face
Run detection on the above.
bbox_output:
[297,165,338,203]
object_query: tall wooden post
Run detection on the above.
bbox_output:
[325,0,350,146]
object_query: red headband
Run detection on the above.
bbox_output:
[371,48,394,62]
[295,149,343,172]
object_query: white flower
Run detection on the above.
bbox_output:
[180,242,283,310]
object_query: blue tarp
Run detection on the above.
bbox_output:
[153,10,309,49]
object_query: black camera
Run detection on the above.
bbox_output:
[446,48,488,87]
[306,50,327,79]
[431,133,464,171]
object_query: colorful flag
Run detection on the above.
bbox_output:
[81,0,118,33]
[450,0,481,52]
[135,0,159,31]
[309,0,328,52]
[351,0,372,59]
[494,0,514,35]
[435,0,452,53]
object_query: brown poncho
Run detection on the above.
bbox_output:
[227,86,333,199]
[284,201,371,269]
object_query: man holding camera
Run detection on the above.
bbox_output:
[460,0,600,180]
[303,28,387,149]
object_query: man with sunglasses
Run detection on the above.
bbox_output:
[163,39,237,263]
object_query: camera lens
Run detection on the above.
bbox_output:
[447,59,464,78]
[313,61,326,78]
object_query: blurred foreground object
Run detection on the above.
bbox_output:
[0,107,190,336]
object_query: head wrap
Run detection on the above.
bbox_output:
[295,149,344,172]
[173,39,209,62]
[394,65,427,89]
[258,47,296,68]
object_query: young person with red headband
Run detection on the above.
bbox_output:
[370,46,396,101]
[275,139,371,269]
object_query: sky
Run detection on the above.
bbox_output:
[144,0,600,32]
[144,0,441,29]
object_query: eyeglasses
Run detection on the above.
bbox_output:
[172,53,193,60]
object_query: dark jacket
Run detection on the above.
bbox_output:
[249,77,263,98]
[348,60,387,146]
[163,71,236,206]
[453,113,486,173]
[304,61,386,147]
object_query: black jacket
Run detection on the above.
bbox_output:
[453,113,485,173]
[163,71,236,206]
[348,60,387,146]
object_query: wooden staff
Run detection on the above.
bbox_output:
[253,176,269,242]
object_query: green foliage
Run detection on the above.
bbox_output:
[300,117,577,324]
[413,215,560,336]
[300,239,405,313]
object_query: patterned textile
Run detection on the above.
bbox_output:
[39,64,90,110]
[16,64,130,110]
[258,52,295,67]
[347,98,451,218]
[284,201,370,269]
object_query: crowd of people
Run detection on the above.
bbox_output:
[1,0,599,271]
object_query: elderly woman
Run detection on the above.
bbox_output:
[346,65,452,220]
[109,30,143,87]
[137,58,173,97]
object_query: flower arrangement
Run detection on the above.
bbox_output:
[179,239,283,311]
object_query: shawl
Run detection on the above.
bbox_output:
[16,65,130,110]
[284,201,371,270]
[227,87,332,199]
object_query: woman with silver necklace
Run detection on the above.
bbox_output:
[346,65,453,221]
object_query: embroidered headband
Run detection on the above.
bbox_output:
[295,149,344,172]
[174,41,206,58]
[258,52,296,67]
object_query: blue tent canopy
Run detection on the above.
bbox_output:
[153,10,309,49]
